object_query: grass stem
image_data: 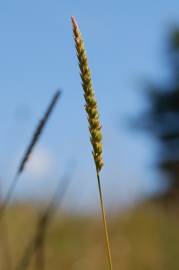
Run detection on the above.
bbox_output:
[97,172,113,270]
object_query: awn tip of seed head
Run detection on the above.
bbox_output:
[71,16,78,29]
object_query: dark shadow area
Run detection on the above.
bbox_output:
[132,26,179,203]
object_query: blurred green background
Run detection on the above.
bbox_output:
[1,201,179,270]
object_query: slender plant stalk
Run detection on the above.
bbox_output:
[34,216,46,270]
[0,90,61,219]
[97,172,113,270]
[71,16,113,270]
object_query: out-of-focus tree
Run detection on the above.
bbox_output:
[136,27,179,201]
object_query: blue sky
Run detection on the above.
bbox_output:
[0,1,179,211]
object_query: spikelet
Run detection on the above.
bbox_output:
[71,16,103,173]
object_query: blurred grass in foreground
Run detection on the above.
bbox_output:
[1,201,179,270]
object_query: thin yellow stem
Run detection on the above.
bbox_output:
[96,172,113,270]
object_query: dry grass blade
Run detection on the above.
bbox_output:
[0,182,12,270]
[0,90,61,219]
[71,16,113,270]
[15,163,74,270]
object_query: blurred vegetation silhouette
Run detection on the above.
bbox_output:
[136,27,179,201]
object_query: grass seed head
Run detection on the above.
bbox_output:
[71,16,103,172]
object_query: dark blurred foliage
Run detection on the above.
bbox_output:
[136,27,179,201]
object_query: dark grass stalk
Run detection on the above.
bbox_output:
[0,90,61,220]
[34,215,46,270]
[71,16,113,270]
[15,163,74,270]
